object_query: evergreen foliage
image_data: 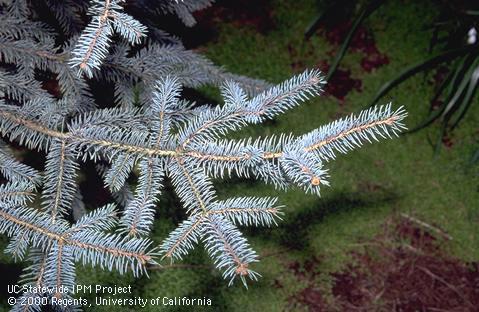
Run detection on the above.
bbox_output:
[0,0,407,310]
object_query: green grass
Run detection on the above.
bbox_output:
[1,1,478,311]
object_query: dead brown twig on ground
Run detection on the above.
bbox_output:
[400,213,453,241]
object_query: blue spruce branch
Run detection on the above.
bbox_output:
[0,0,408,308]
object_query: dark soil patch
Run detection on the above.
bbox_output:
[288,216,479,311]
[317,60,362,102]
[321,20,389,73]
[308,11,389,101]
[194,0,275,35]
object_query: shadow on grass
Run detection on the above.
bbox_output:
[246,186,399,251]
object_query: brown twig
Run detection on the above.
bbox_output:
[400,213,453,240]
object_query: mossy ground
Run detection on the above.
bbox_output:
[1,0,478,311]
